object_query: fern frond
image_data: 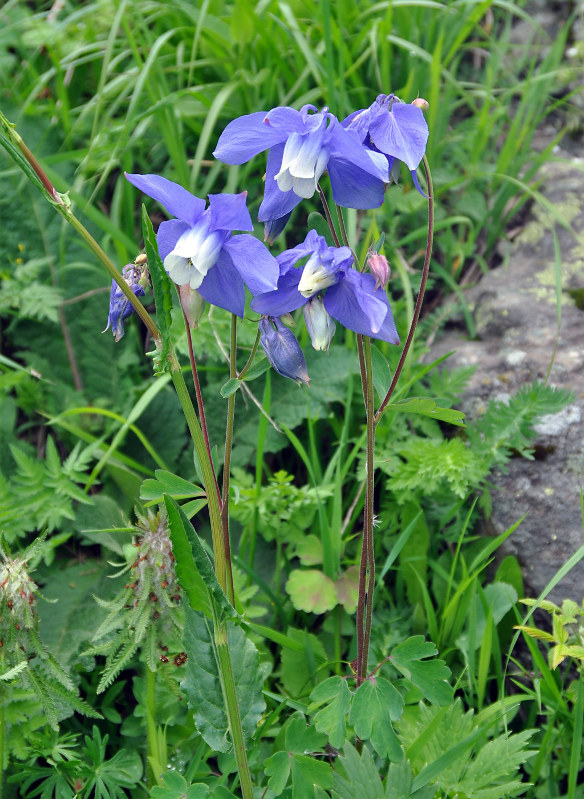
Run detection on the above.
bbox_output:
[97,640,139,693]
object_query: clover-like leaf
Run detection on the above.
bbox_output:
[286,569,337,614]
[390,636,453,706]
[309,676,351,748]
[350,677,404,760]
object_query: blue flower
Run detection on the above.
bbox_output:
[125,173,279,317]
[213,105,389,224]
[259,316,310,386]
[103,264,145,342]
[251,230,399,346]
[343,94,429,195]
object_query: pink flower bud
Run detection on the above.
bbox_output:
[412,97,429,112]
[367,252,391,290]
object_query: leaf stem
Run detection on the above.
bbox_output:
[144,664,157,790]
[374,156,434,423]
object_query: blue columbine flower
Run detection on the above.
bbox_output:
[251,230,399,347]
[125,173,279,317]
[342,94,429,196]
[213,105,389,226]
[259,316,310,386]
[103,264,146,342]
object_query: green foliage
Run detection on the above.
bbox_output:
[0,437,94,542]
[181,606,268,753]
[397,699,535,799]
[516,597,584,670]
[264,716,332,798]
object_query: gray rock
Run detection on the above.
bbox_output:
[428,155,584,603]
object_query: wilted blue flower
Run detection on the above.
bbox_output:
[213,105,388,224]
[251,230,399,346]
[103,264,145,342]
[259,316,310,386]
[343,94,429,195]
[125,173,279,317]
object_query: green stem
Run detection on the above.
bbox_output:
[144,665,158,790]
[237,328,261,379]
[221,315,238,605]
[361,337,375,683]
[169,354,227,592]
[214,616,254,799]
[0,687,4,799]
[184,311,222,506]
[374,156,434,423]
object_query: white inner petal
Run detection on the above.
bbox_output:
[172,224,209,258]
[297,255,339,297]
[291,176,318,199]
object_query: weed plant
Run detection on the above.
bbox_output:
[0,1,582,798]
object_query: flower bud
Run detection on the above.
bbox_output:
[412,97,429,112]
[303,296,336,351]
[135,253,148,266]
[179,284,205,329]
[259,316,310,386]
[367,252,391,290]
[264,212,292,245]
[103,265,146,342]
[0,553,38,630]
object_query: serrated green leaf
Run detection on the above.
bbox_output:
[385,398,465,426]
[284,712,328,753]
[181,607,266,752]
[332,742,384,799]
[266,750,333,799]
[390,637,453,706]
[286,569,337,614]
[164,495,236,622]
[350,678,404,760]
[309,676,351,748]
[142,205,173,368]
[220,378,242,398]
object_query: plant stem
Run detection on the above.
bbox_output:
[374,156,434,422]
[214,615,254,799]
[317,183,341,246]
[221,315,238,605]
[184,311,222,507]
[144,665,158,790]
[169,354,227,592]
[361,337,375,682]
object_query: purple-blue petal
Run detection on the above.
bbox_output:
[410,167,429,198]
[276,229,323,271]
[328,123,388,181]
[222,235,279,296]
[368,103,428,171]
[258,143,303,222]
[197,251,246,317]
[156,219,190,262]
[213,108,302,165]
[324,270,399,343]
[125,173,205,226]
[251,269,306,316]
[327,157,386,210]
[208,192,253,232]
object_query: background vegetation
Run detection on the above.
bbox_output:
[0,0,583,797]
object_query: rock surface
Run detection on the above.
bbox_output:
[428,154,584,603]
